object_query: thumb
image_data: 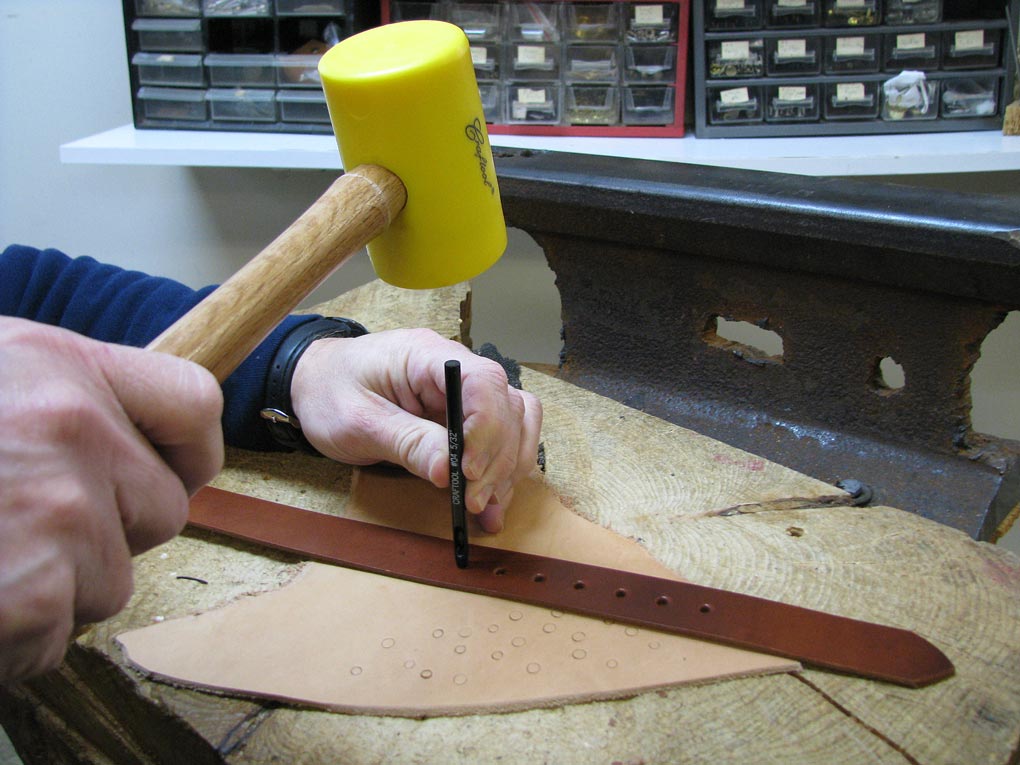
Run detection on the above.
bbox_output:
[97,343,225,495]
[317,401,451,487]
[375,407,450,486]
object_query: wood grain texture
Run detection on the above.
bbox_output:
[4,280,1020,765]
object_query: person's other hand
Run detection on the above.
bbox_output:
[0,318,223,684]
[291,329,542,533]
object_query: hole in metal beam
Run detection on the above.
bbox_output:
[704,316,785,365]
[873,356,905,394]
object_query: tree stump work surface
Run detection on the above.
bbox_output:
[2,281,1019,765]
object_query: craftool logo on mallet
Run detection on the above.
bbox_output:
[465,117,496,196]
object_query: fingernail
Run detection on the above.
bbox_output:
[428,448,449,486]
[472,484,495,515]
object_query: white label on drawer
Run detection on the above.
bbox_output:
[955,30,986,51]
[721,40,750,60]
[720,87,750,104]
[157,54,175,63]
[778,0,808,6]
[836,36,866,55]
[518,88,548,103]
[836,0,865,7]
[518,45,546,64]
[836,82,866,101]
[896,33,926,50]
[778,86,807,101]
[777,39,807,58]
[634,5,664,24]
[470,46,488,65]
[716,0,745,10]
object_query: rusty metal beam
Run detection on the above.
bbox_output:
[494,149,1020,541]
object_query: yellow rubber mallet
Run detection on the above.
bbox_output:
[148,21,506,381]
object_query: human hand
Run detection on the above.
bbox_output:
[290,328,543,533]
[0,318,224,684]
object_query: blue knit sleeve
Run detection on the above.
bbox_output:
[1,244,319,451]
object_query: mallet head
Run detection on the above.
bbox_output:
[319,21,507,290]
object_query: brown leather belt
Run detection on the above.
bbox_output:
[188,486,953,688]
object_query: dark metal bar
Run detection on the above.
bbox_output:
[495,149,1020,540]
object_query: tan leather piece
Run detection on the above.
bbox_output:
[337,473,953,688]
[117,472,952,716]
[117,563,798,717]
[116,472,799,716]
[345,468,682,575]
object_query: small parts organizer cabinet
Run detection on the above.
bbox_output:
[384,0,690,136]
[124,0,379,133]
[692,0,1019,137]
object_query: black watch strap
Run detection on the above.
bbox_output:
[261,317,368,453]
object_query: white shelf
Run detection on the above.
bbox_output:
[60,124,342,170]
[60,123,1020,177]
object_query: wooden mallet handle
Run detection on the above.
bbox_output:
[146,165,406,382]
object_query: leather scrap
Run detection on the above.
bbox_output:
[186,487,953,687]
[117,561,799,716]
